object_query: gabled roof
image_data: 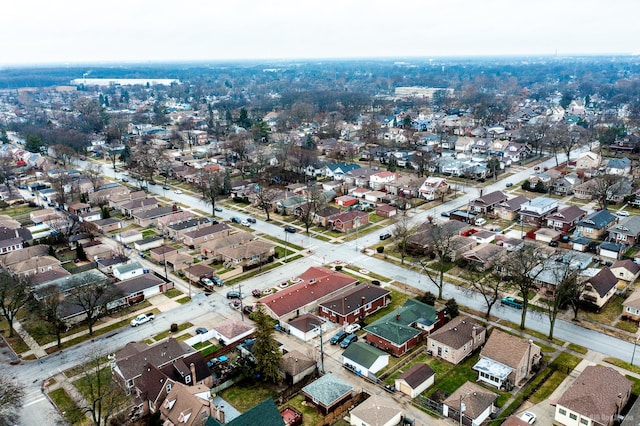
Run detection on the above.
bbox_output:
[498,195,529,212]
[364,299,438,345]
[428,316,485,350]
[443,381,497,420]
[302,373,353,408]
[471,190,507,207]
[546,205,586,223]
[480,329,539,370]
[623,287,640,310]
[396,363,435,388]
[557,365,631,421]
[612,259,640,276]
[587,267,618,297]
[114,338,194,381]
[319,284,389,316]
[577,209,618,230]
[610,216,640,236]
[342,342,388,369]
[281,350,316,377]
[349,395,401,426]
[206,398,284,426]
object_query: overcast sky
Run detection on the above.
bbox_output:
[2,0,639,66]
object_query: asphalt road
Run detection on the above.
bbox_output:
[11,145,635,425]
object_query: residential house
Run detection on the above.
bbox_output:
[7,255,60,277]
[133,206,178,227]
[181,223,231,248]
[324,162,361,180]
[150,246,179,264]
[575,209,618,240]
[503,142,531,163]
[442,381,497,426]
[495,196,529,221]
[394,363,435,398]
[454,136,475,152]
[607,157,632,175]
[65,202,91,216]
[280,350,316,385]
[93,218,123,233]
[156,211,195,233]
[260,267,358,321]
[200,231,254,261]
[611,259,640,283]
[406,220,468,254]
[89,184,130,205]
[159,382,215,426]
[622,288,640,322]
[313,206,341,227]
[348,395,402,426]
[318,284,390,325]
[608,216,640,245]
[208,320,255,347]
[463,244,507,271]
[334,195,358,208]
[473,329,541,389]
[551,172,582,196]
[327,210,369,233]
[217,240,275,271]
[375,204,397,218]
[576,151,601,170]
[427,316,486,365]
[205,398,284,426]
[344,167,378,188]
[364,299,445,357]
[95,255,128,274]
[545,205,587,233]
[111,273,173,309]
[342,342,389,379]
[573,179,598,201]
[0,245,49,268]
[83,243,114,261]
[78,210,102,222]
[183,264,216,284]
[369,171,398,190]
[469,190,507,215]
[418,176,449,201]
[555,365,631,426]
[581,267,618,309]
[115,230,143,245]
[112,338,211,395]
[531,260,574,296]
[119,197,159,217]
[301,373,353,415]
[167,218,211,239]
[519,197,559,226]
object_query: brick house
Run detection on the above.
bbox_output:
[427,316,486,365]
[180,223,231,247]
[469,190,507,215]
[318,284,390,326]
[327,210,369,233]
[545,205,587,233]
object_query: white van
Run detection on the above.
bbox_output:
[474,218,487,226]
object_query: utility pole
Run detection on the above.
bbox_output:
[239,282,244,321]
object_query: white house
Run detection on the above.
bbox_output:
[113,261,145,281]
[349,395,402,426]
[369,171,398,190]
[418,176,449,201]
[342,342,389,379]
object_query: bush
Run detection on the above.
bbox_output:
[170,323,178,333]
[376,246,384,253]
[335,265,342,271]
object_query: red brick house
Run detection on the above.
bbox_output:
[318,285,390,325]
[545,205,587,233]
[327,210,369,233]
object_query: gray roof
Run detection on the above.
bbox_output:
[577,209,617,230]
[114,261,143,275]
[610,216,640,237]
[302,373,353,408]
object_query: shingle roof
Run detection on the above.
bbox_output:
[480,329,539,370]
[577,209,617,230]
[281,350,316,377]
[623,288,640,310]
[396,363,435,388]
[557,365,631,421]
[443,381,497,420]
[342,342,388,369]
[302,373,353,408]
[610,216,640,237]
[206,398,284,426]
[319,285,390,316]
[428,316,485,350]
[364,299,438,345]
[587,267,618,298]
[349,394,401,426]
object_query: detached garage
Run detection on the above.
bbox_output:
[342,342,389,379]
[395,363,435,398]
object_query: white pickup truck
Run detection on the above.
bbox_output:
[130,313,155,327]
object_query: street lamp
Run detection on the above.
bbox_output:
[631,333,640,365]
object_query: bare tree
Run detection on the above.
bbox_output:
[84,163,104,192]
[67,278,122,336]
[540,261,578,340]
[392,214,412,265]
[591,174,632,210]
[255,183,278,221]
[32,285,67,348]
[501,244,545,330]
[50,144,77,168]
[0,271,30,337]
[463,266,507,319]
[298,185,324,233]
[75,349,132,426]
[0,154,16,195]
[198,169,223,216]
[420,222,459,299]
[0,375,25,425]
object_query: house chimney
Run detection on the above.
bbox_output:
[396,314,401,321]
[472,326,477,341]
[189,363,196,385]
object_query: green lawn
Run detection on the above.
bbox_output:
[280,394,324,426]
[153,322,193,341]
[219,380,277,413]
[48,388,86,425]
[164,288,184,298]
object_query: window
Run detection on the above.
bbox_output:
[558,408,566,416]
[185,375,191,384]
[166,384,172,393]
[126,380,133,388]
[580,418,588,425]
[570,413,577,420]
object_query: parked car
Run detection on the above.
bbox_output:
[163,185,170,190]
[174,189,183,194]
[201,277,214,287]
[379,232,392,240]
[212,277,224,287]
[441,211,451,217]
[500,297,523,309]
[474,218,487,226]
[246,217,257,223]
[284,226,296,233]
[195,327,208,335]
[344,323,361,334]
[207,355,228,368]
[617,211,630,217]
[231,216,242,224]
[340,333,358,348]
[121,177,129,182]
[241,219,251,226]
[519,411,536,424]
[330,330,348,345]
[149,180,157,185]
[506,182,514,187]
[226,291,244,299]
[549,240,559,247]
[130,313,155,327]
[214,206,223,212]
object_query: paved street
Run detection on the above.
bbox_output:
[10,145,639,425]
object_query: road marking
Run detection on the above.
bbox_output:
[23,396,46,407]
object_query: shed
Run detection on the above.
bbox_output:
[341,342,389,379]
[395,363,435,398]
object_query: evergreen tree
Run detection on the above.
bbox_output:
[251,306,283,383]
